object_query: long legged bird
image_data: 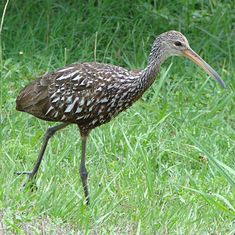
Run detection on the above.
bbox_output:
[16,31,225,204]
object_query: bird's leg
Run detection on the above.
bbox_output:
[79,134,89,205]
[16,123,69,189]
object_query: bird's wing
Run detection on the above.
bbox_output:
[16,62,134,122]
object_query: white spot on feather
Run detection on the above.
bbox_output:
[96,87,102,92]
[92,119,98,125]
[79,98,85,106]
[56,71,78,81]
[61,115,67,120]
[50,93,57,99]
[76,116,83,120]
[99,97,109,103]
[66,96,73,104]
[45,106,54,115]
[58,67,74,73]
[54,112,59,118]
[64,97,79,113]
[107,85,113,89]
[72,75,81,81]
[87,100,92,106]
[51,97,60,103]
[79,80,86,86]
[75,107,82,114]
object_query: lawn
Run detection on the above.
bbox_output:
[0,0,235,234]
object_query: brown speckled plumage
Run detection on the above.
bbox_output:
[17,62,144,135]
[16,31,224,204]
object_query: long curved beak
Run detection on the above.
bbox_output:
[183,48,225,88]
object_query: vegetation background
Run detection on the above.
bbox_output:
[0,0,234,234]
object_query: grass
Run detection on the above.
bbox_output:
[1,0,235,234]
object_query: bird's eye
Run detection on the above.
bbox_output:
[174,41,183,47]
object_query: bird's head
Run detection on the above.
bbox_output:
[151,30,225,87]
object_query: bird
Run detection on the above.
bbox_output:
[16,31,225,205]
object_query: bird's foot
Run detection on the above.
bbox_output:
[22,179,38,192]
[15,171,38,192]
[16,171,32,175]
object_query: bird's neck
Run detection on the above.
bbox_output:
[140,61,160,89]
[136,41,166,93]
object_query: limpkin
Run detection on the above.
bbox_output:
[16,31,225,204]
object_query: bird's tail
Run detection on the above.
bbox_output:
[16,78,48,118]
